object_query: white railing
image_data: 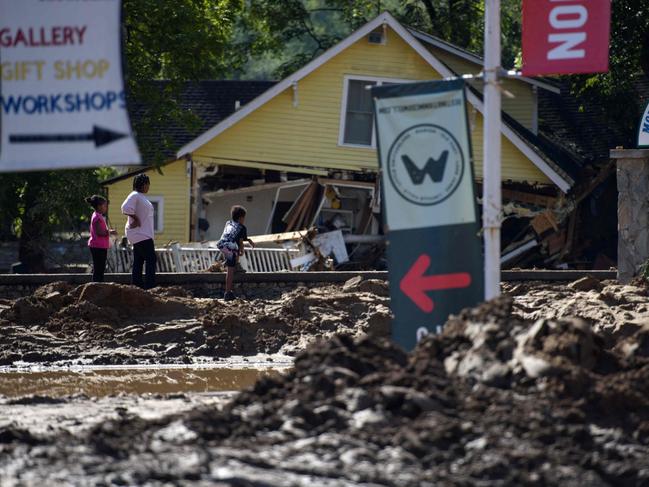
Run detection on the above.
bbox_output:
[106,244,298,273]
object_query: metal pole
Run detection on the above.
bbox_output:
[483,0,502,300]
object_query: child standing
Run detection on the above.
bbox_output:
[217,205,255,300]
[86,195,117,282]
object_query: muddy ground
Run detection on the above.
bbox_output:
[0,278,391,366]
[2,277,649,485]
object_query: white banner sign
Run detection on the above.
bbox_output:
[0,0,141,172]
[374,83,476,231]
[639,101,649,148]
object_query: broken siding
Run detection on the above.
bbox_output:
[195,26,550,185]
[106,159,191,243]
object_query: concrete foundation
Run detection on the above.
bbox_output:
[612,149,649,283]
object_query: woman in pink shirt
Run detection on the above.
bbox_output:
[86,195,117,282]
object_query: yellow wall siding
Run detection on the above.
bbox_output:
[426,46,536,130]
[196,28,438,171]
[105,159,191,244]
[468,109,550,183]
[195,26,549,185]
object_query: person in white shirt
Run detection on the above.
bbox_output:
[121,174,156,289]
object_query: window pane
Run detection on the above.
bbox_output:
[344,112,373,145]
[344,80,376,145]
[151,201,159,232]
[347,80,376,112]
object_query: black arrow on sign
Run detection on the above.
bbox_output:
[9,125,128,148]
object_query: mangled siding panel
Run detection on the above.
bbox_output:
[105,159,191,244]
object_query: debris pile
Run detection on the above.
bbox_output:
[498,163,616,269]
[2,286,649,484]
[0,281,391,366]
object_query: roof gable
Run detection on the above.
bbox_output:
[176,12,452,158]
[177,12,574,192]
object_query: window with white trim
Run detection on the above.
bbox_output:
[339,76,411,147]
[147,196,164,233]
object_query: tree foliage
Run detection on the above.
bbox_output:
[123,0,245,162]
[240,0,524,78]
[569,0,649,147]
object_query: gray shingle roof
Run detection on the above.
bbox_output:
[538,83,626,166]
[129,80,277,163]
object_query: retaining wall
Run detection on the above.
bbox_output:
[0,270,616,300]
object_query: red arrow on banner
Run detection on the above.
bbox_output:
[400,254,472,313]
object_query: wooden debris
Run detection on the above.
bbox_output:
[531,210,559,236]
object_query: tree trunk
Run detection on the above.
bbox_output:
[420,0,437,28]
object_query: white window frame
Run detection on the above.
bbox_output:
[147,196,164,233]
[338,75,415,149]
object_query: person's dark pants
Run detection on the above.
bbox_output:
[132,239,157,289]
[90,247,108,282]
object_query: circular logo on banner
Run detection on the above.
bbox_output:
[387,124,465,206]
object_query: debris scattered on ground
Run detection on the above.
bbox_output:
[2,279,649,484]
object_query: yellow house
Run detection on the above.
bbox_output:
[178,12,577,194]
[106,12,582,243]
[102,159,191,244]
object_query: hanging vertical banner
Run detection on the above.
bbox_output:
[522,0,611,76]
[373,79,483,351]
[638,101,649,148]
[0,0,141,172]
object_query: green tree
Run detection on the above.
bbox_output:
[123,0,245,162]
[240,0,523,78]
[569,0,649,147]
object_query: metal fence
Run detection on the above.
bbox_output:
[106,244,297,273]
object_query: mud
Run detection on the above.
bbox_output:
[0,281,391,367]
[2,279,649,485]
[0,365,286,398]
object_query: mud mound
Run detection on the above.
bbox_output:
[76,283,193,320]
[0,283,391,366]
[4,292,649,484]
[342,276,390,296]
[149,286,193,298]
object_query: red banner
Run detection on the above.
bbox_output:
[522,0,611,76]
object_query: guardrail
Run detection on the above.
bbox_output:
[107,245,299,273]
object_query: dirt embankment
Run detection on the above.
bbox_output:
[0,279,391,366]
[2,284,649,485]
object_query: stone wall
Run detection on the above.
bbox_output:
[612,149,649,283]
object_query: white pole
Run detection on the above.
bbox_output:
[483,0,502,300]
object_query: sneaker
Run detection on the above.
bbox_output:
[223,291,236,301]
